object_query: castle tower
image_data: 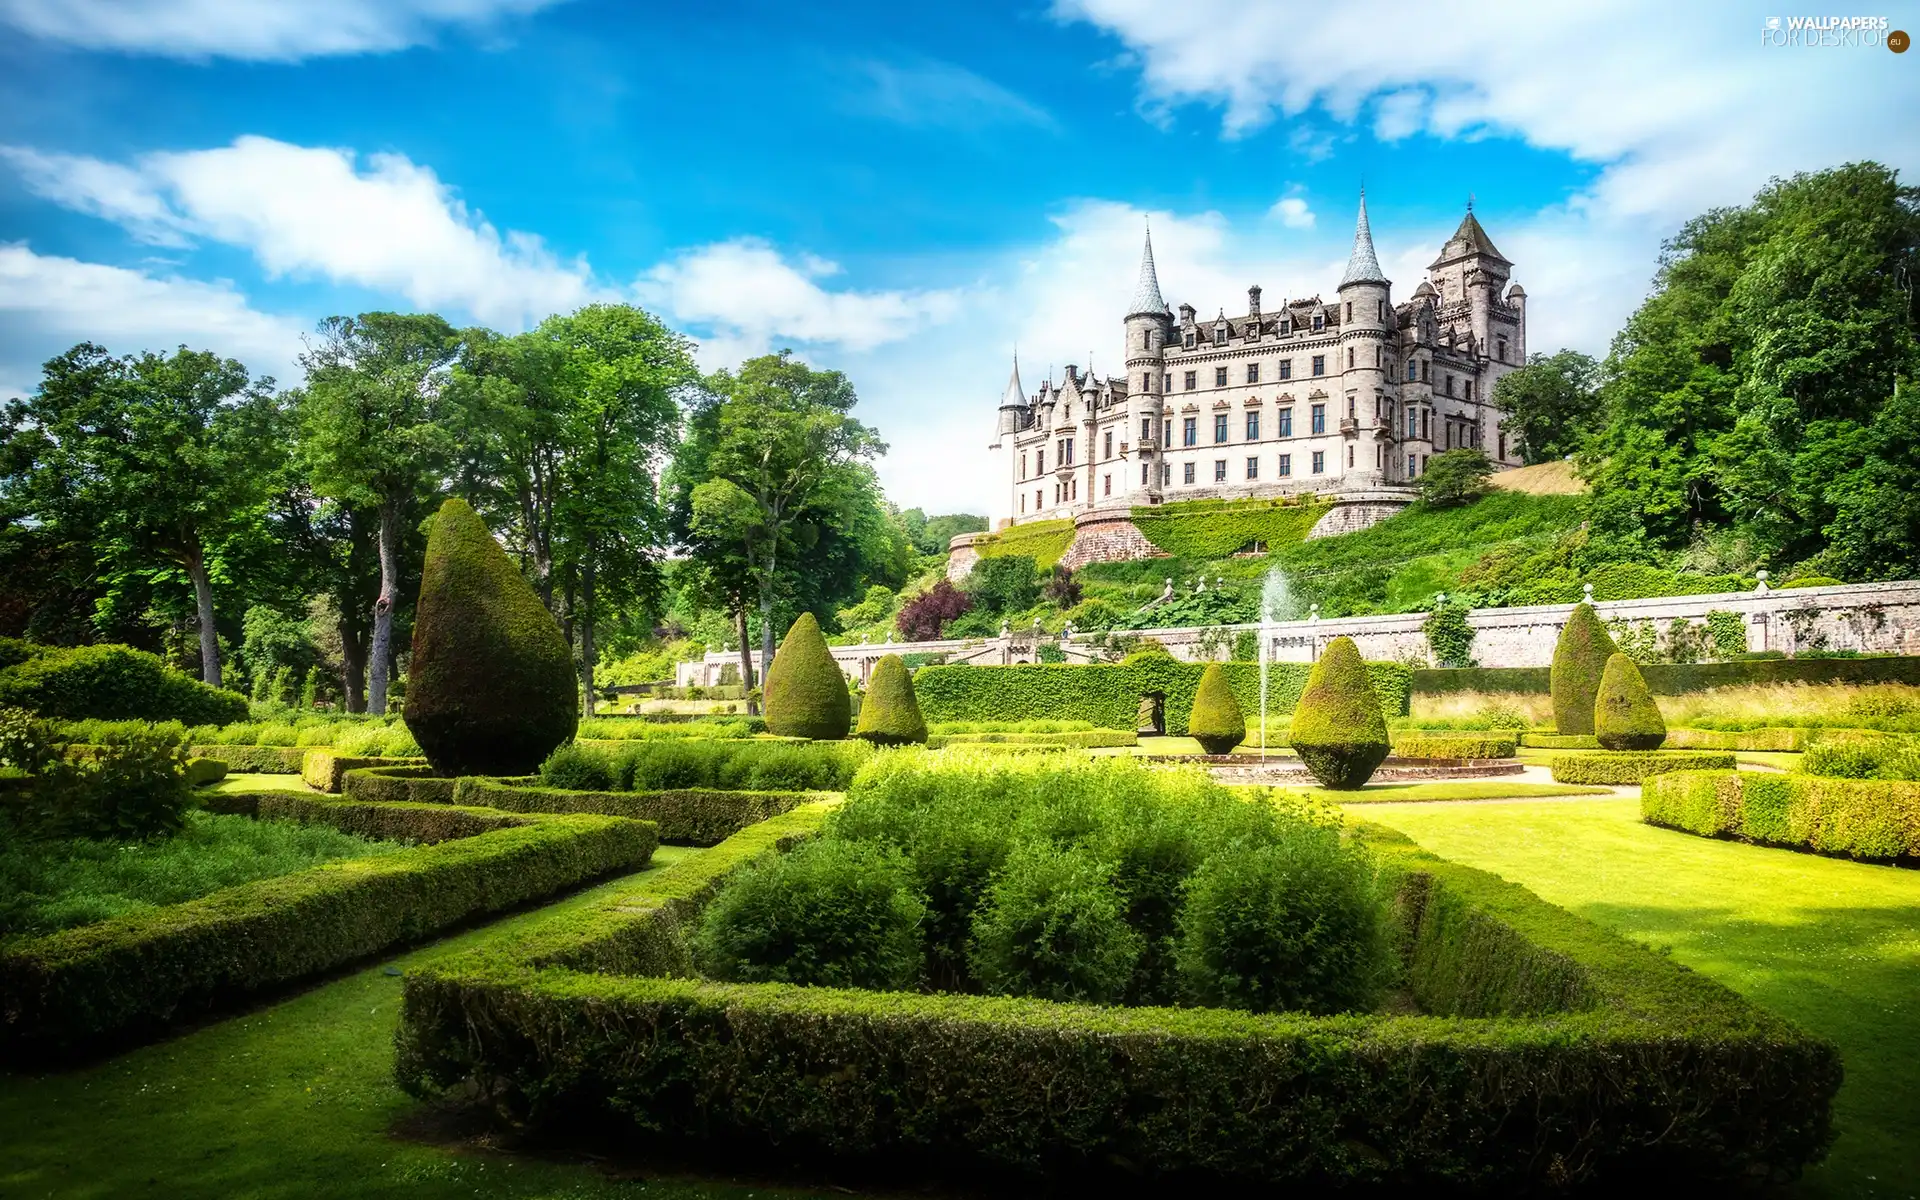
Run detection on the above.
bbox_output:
[990,354,1028,529]
[1124,224,1172,501]
[1336,190,1392,484]
[1427,203,1511,359]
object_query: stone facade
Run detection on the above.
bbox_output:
[677,581,1920,687]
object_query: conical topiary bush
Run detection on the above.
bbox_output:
[1187,662,1246,755]
[405,497,578,777]
[856,654,927,746]
[1288,637,1389,789]
[763,612,851,740]
[1550,602,1619,736]
[1594,652,1667,750]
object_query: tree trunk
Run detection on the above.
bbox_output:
[580,559,597,718]
[736,604,758,715]
[183,542,222,687]
[339,619,367,714]
[368,496,401,715]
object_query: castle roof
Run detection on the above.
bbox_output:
[1430,207,1510,268]
[1338,190,1389,288]
[1127,225,1168,317]
[999,355,1026,409]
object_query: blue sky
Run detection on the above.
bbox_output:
[1,0,1915,512]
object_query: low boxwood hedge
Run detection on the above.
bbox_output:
[185,757,228,786]
[1642,769,1920,860]
[395,808,1836,1190]
[925,729,1137,749]
[204,789,543,844]
[301,751,421,793]
[1417,656,1920,697]
[1662,727,1811,752]
[1522,732,1601,749]
[0,796,657,1061]
[188,744,308,774]
[1550,751,1737,785]
[342,764,458,804]
[1389,734,1517,759]
[451,777,824,847]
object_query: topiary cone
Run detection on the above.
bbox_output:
[1187,662,1246,755]
[856,654,927,746]
[1288,637,1389,789]
[1594,652,1667,751]
[1550,602,1619,736]
[405,497,578,777]
[763,612,851,740]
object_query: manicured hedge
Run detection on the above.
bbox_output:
[0,799,657,1061]
[451,777,823,847]
[188,744,309,774]
[1521,732,1601,749]
[204,789,541,844]
[1663,727,1811,752]
[185,757,228,787]
[1390,734,1517,759]
[301,751,421,793]
[0,642,249,725]
[926,729,1137,749]
[1642,769,1920,860]
[1419,655,1920,697]
[1550,751,1737,785]
[342,764,458,805]
[915,659,1411,733]
[395,812,1838,1190]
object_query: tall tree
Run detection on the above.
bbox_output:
[1492,350,1601,464]
[0,343,282,685]
[297,313,461,714]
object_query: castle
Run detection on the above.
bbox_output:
[986,193,1528,544]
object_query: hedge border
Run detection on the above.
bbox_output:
[1642,769,1920,860]
[188,744,308,773]
[301,751,422,793]
[926,729,1138,749]
[1521,732,1600,749]
[0,794,658,1061]
[449,777,829,847]
[1389,734,1517,759]
[394,808,1836,1190]
[1416,655,1920,697]
[1662,727,1811,752]
[1550,751,1738,785]
[342,763,457,804]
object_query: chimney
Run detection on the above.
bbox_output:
[1248,285,1262,317]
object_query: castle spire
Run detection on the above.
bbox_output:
[1127,221,1167,316]
[1338,188,1389,288]
[999,351,1026,409]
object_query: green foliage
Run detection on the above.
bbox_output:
[1644,768,1920,859]
[965,554,1040,614]
[451,777,811,847]
[1176,829,1393,1015]
[762,612,852,739]
[1391,734,1518,759]
[538,736,867,793]
[969,518,1074,570]
[189,745,307,773]
[185,757,228,786]
[405,498,578,777]
[1780,576,1846,589]
[899,509,989,555]
[1492,349,1602,464]
[1129,496,1330,558]
[855,654,927,746]
[1551,604,1619,735]
[1801,735,1920,781]
[1705,610,1748,659]
[1187,663,1246,754]
[1,717,194,844]
[1231,629,1260,662]
[695,838,925,990]
[0,642,248,725]
[1288,638,1390,789]
[1662,727,1810,752]
[966,841,1141,1004]
[1417,449,1496,506]
[1549,751,1736,785]
[1422,602,1475,667]
[1594,654,1668,751]
[927,729,1136,749]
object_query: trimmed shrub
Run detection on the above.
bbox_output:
[1176,828,1393,1015]
[1550,604,1619,736]
[0,643,247,726]
[927,729,1136,749]
[186,758,228,786]
[538,742,619,791]
[188,744,307,774]
[3,725,194,843]
[343,764,458,805]
[298,750,415,793]
[1663,727,1810,752]
[967,842,1141,1005]
[1187,663,1247,755]
[453,777,816,847]
[1288,637,1390,789]
[695,839,925,990]
[1643,769,1920,859]
[405,497,578,777]
[1779,576,1844,589]
[1421,656,1920,697]
[855,655,927,746]
[1521,732,1600,749]
[1800,736,1920,781]
[1594,653,1667,751]
[763,613,851,740]
[540,738,867,794]
[1550,751,1736,785]
[1391,734,1518,759]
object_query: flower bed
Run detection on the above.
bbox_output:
[1642,769,1920,860]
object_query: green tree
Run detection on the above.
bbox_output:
[0,344,283,686]
[1415,448,1495,507]
[1492,350,1600,464]
[966,555,1040,614]
[297,313,462,714]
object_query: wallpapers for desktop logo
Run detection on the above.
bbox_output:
[1760,15,1905,48]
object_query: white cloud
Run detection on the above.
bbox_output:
[0,146,192,247]
[1268,195,1314,228]
[0,0,567,61]
[844,60,1059,133]
[0,243,304,399]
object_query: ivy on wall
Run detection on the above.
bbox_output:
[1130,496,1333,560]
[1422,604,1476,668]
[970,519,1075,571]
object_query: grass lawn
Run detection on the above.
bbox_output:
[208,772,316,793]
[0,844,828,1200]
[1306,780,1610,803]
[1356,798,1920,1199]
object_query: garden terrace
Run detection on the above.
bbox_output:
[396,778,1836,1190]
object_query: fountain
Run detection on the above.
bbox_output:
[1256,566,1295,760]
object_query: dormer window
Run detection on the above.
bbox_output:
[1279,318,1291,335]
[1184,331,1196,349]
[1213,326,1227,347]
[1312,314,1324,332]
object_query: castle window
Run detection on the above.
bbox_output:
[1214,459,1227,482]
[1311,450,1325,474]
[1141,463,1149,485]
[1183,417,1197,446]
[1421,359,1429,383]
[1036,489,1042,510]
[1407,360,1417,382]
[1408,453,1417,477]
[1279,318,1291,335]
[1163,373,1171,391]
[1162,463,1171,485]
[1246,412,1260,440]
[1103,474,1111,496]
[1246,363,1260,384]
[1423,454,1430,471]
[1183,461,1196,485]
[1422,409,1430,440]
[1279,454,1292,476]
[1279,359,1292,380]
[1378,300,1386,321]
[1036,449,1045,473]
[1347,347,1355,369]
[1497,336,1508,362]
[1245,456,1258,480]
[1347,394,1356,419]
[1498,431,1507,460]
[1446,375,1455,397]
[1020,453,1027,480]
[1311,355,1325,376]
[1184,331,1196,349]
[1020,493,1026,512]
[1142,373,1151,391]
[1345,302,1352,323]
[1214,367,1228,387]
[1466,379,1474,402]
[1214,327,1226,347]
[1279,407,1293,437]
[1213,414,1228,443]
[1065,437,1075,464]
[1406,410,1417,438]
[1140,330,1149,349]
[1311,403,1325,435]
[1348,445,1355,469]
[1104,430,1113,458]
[1184,371,1197,390]
[1313,314,1324,331]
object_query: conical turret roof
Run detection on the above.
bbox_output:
[1338,190,1389,288]
[1127,224,1167,316]
[999,354,1026,409]
[1430,204,1511,267]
